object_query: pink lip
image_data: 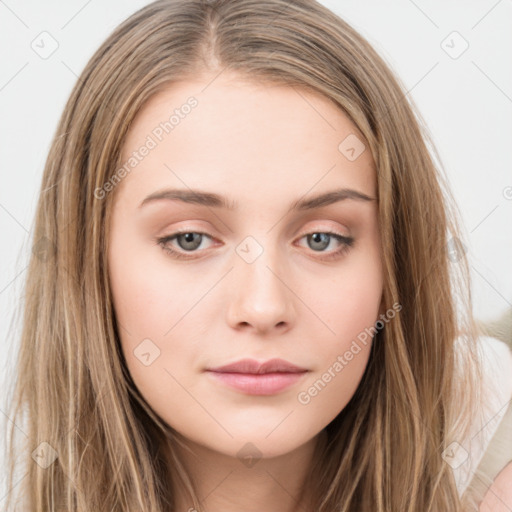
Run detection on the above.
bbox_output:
[205,358,309,395]
[208,358,307,374]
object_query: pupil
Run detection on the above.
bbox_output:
[310,233,329,251]
[179,232,201,251]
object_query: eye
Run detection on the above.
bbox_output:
[296,231,354,261]
[155,230,354,261]
[156,230,216,260]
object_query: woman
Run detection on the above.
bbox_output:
[4,0,510,510]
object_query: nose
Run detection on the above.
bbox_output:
[226,245,296,335]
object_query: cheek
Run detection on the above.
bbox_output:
[306,248,383,345]
[295,283,379,427]
[294,340,372,438]
[108,235,200,339]
[108,257,205,431]
[107,232,203,398]
[294,247,382,417]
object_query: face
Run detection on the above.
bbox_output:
[107,72,383,461]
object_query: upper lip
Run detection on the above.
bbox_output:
[207,358,308,374]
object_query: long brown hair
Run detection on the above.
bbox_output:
[3,0,486,510]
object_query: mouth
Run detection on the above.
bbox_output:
[205,358,309,395]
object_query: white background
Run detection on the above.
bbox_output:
[1,0,511,501]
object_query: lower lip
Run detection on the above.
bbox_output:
[206,371,308,395]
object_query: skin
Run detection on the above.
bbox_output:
[107,71,384,511]
[479,461,512,511]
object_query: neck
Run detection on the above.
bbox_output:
[168,432,324,512]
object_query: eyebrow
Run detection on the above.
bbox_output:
[138,187,376,212]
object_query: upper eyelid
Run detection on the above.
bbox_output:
[163,227,348,240]
[165,219,350,237]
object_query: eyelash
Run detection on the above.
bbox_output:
[155,228,354,261]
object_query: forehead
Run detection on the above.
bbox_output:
[116,73,376,205]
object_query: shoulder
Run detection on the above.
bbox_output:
[453,335,512,497]
[479,460,512,511]
[479,337,512,512]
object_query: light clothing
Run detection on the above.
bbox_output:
[452,336,512,501]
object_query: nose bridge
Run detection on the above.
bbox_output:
[235,233,285,296]
[227,233,294,331]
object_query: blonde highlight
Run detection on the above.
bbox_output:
[4,1,486,510]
